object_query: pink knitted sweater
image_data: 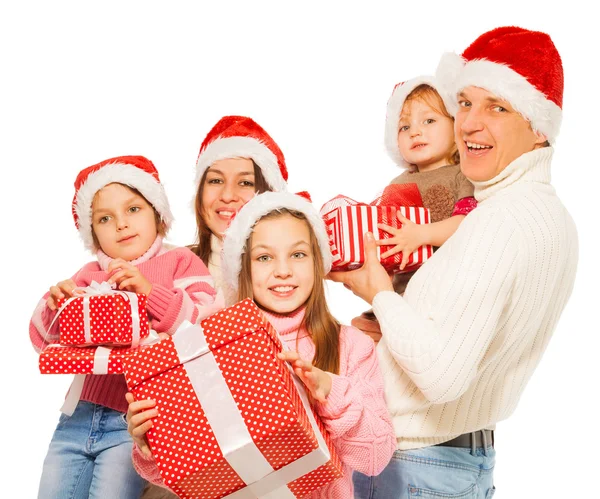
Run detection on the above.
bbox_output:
[132,305,395,498]
[30,237,220,413]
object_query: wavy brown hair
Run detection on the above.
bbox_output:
[237,209,340,374]
[404,84,460,166]
[189,160,270,266]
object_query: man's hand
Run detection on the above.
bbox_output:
[351,311,382,344]
[328,232,394,304]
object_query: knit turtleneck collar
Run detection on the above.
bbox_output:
[261,306,309,340]
[472,147,553,203]
[96,235,163,272]
[208,234,224,291]
[209,234,223,267]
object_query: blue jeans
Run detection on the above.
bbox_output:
[353,444,496,498]
[38,401,146,499]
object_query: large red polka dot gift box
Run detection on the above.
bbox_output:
[122,299,344,499]
[56,281,150,347]
[320,184,433,272]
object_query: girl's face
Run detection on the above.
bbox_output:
[397,98,456,171]
[249,214,315,314]
[91,183,158,261]
[201,158,257,239]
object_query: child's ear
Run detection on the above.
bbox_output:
[157,219,167,237]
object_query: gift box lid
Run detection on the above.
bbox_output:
[123,299,282,390]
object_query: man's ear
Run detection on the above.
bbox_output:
[533,129,549,147]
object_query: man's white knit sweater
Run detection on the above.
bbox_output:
[373,147,578,450]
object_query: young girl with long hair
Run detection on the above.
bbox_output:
[127,191,396,498]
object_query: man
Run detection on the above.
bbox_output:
[333,26,578,498]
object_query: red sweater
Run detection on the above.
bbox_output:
[132,306,396,498]
[30,237,219,413]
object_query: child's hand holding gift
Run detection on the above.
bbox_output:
[377,211,428,271]
[46,279,78,310]
[278,351,333,403]
[107,258,152,295]
[125,392,157,459]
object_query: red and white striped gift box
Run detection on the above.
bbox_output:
[122,299,343,499]
[320,195,433,272]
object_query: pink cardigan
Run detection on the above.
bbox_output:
[132,305,395,498]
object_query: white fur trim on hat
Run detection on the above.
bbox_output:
[74,163,174,250]
[384,76,458,168]
[195,136,288,192]
[222,192,332,292]
[436,53,562,143]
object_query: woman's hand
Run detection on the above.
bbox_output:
[377,210,427,270]
[125,392,157,458]
[328,232,394,304]
[46,279,78,310]
[277,351,332,403]
[107,259,152,295]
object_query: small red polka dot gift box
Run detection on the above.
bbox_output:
[320,184,433,273]
[122,299,344,499]
[56,281,150,347]
[39,344,133,375]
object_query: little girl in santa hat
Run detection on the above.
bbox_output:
[352,75,477,337]
[127,191,396,498]
[30,155,220,499]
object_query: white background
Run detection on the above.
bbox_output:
[1,2,596,497]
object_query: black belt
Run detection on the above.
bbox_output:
[436,430,494,449]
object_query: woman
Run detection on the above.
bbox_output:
[141,114,288,499]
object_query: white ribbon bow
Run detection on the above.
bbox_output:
[49,280,142,347]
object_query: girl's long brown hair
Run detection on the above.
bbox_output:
[190,160,270,266]
[405,84,460,166]
[238,209,341,374]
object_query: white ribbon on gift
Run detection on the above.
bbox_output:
[47,280,143,348]
[54,330,161,416]
[170,321,331,499]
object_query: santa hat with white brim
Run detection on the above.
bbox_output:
[72,155,174,251]
[195,116,288,192]
[221,191,332,294]
[435,26,564,143]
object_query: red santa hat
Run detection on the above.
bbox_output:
[384,76,458,168]
[221,191,332,293]
[72,155,174,250]
[195,116,288,192]
[436,26,563,143]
